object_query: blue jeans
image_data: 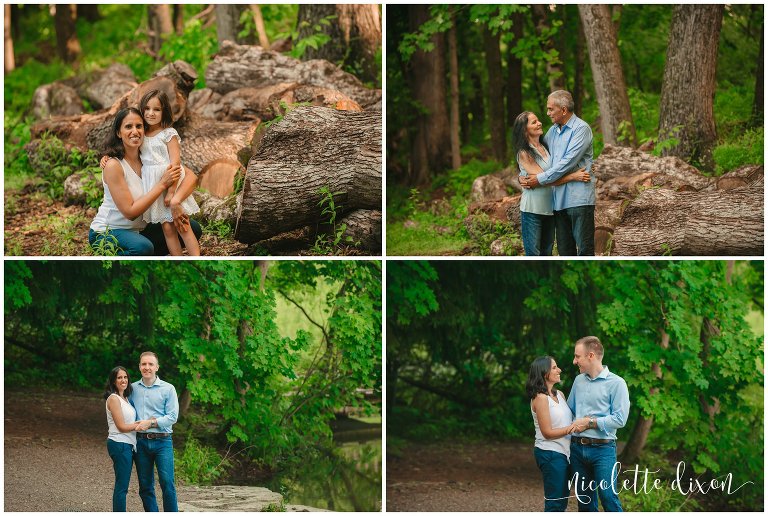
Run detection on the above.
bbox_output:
[533,447,570,511]
[89,220,202,256]
[521,212,555,256]
[136,436,178,512]
[554,205,595,256]
[570,440,623,512]
[107,439,134,512]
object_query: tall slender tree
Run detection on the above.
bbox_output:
[658,5,723,168]
[484,25,507,163]
[4,4,14,73]
[579,4,636,147]
[447,11,461,170]
[148,5,173,54]
[752,26,763,127]
[506,11,524,127]
[53,4,81,63]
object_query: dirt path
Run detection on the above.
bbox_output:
[4,389,152,511]
[386,441,578,512]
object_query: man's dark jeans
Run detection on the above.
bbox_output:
[570,440,623,512]
[136,436,178,512]
[554,205,595,256]
[533,447,570,511]
[521,212,555,256]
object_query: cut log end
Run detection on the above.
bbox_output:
[198,159,244,198]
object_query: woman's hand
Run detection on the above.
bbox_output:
[135,420,152,432]
[160,164,182,188]
[573,168,590,182]
[570,416,591,433]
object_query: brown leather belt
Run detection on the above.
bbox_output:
[575,437,613,445]
[137,432,171,439]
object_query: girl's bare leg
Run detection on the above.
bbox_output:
[178,222,201,256]
[162,221,183,256]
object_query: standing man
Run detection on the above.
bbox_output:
[131,351,179,512]
[568,336,629,512]
[519,90,596,255]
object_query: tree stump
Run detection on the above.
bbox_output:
[234,106,381,246]
[612,177,763,256]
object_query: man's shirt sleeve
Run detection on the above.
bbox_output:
[597,378,630,432]
[157,385,179,428]
[537,124,592,185]
[567,380,576,416]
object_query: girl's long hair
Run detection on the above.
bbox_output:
[102,107,144,161]
[103,366,132,400]
[511,111,549,173]
[525,355,557,400]
[139,89,173,128]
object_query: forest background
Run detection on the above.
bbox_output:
[387,5,764,255]
[5,260,382,510]
[387,260,764,511]
[4,4,382,256]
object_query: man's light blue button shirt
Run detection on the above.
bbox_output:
[567,366,630,440]
[130,376,179,433]
[537,114,595,210]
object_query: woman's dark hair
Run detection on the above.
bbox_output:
[511,111,549,173]
[139,89,173,128]
[102,107,144,160]
[103,366,132,400]
[525,356,557,400]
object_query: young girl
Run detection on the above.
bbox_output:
[139,89,200,255]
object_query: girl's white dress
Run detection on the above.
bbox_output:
[141,127,200,224]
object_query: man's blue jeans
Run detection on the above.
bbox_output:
[554,205,595,256]
[107,439,134,512]
[533,447,570,511]
[136,436,178,512]
[570,440,623,512]
[521,212,555,256]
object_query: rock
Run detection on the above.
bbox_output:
[31,83,84,119]
[490,236,522,256]
[194,190,241,225]
[63,170,102,206]
[175,485,283,512]
[80,63,137,110]
[470,174,507,203]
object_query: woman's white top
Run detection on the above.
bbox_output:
[106,393,137,450]
[90,158,147,232]
[518,146,554,216]
[140,127,199,224]
[531,390,573,459]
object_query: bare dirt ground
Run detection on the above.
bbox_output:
[386,440,578,512]
[4,189,249,256]
[4,389,150,511]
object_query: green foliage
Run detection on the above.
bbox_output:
[433,159,503,198]
[157,19,218,89]
[310,186,359,255]
[712,127,764,174]
[202,218,234,239]
[288,15,336,59]
[176,435,230,485]
[462,212,522,256]
[28,133,101,200]
[90,228,121,257]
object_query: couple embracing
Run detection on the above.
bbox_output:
[513,90,596,256]
[104,351,178,512]
[526,337,630,512]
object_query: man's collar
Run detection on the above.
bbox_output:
[140,375,161,388]
[585,365,609,381]
[558,113,577,130]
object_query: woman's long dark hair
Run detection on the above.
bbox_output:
[525,356,557,400]
[102,107,144,161]
[103,366,132,400]
[511,111,549,173]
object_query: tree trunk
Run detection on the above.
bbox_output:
[234,107,381,244]
[296,4,381,83]
[205,42,381,109]
[148,4,174,55]
[214,5,255,47]
[78,4,100,22]
[483,26,506,163]
[407,5,450,185]
[573,10,585,116]
[532,4,565,92]
[337,209,382,253]
[447,13,461,170]
[506,11,523,128]
[250,5,270,49]
[579,4,636,147]
[172,5,184,34]
[658,5,723,169]
[53,4,81,63]
[4,4,15,73]
[612,177,763,256]
[752,26,763,127]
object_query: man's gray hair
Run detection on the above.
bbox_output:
[548,90,574,113]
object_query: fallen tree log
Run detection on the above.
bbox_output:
[612,177,764,256]
[234,106,381,247]
[337,209,382,252]
[205,41,381,109]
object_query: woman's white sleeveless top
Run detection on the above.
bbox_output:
[106,393,137,450]
[90,158,147,232]
[531,390,573,458]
